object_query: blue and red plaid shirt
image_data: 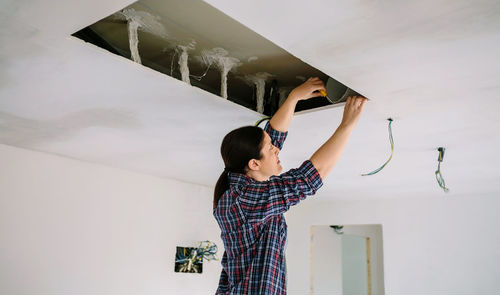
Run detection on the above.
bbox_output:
[214,122,323,294]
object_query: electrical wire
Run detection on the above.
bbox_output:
[189,61,213,81]
[254,116,271,127]
[175,241,218,273]
[196,240,218,261]
[167,47,213,81]
[435,147,449,192]
[362,118,394,176]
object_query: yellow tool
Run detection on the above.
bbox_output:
[319,89,332,102]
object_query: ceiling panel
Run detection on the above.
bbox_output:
[1,0,500,199]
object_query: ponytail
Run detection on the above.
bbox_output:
[213,170,229,209]
[213,126,264,210]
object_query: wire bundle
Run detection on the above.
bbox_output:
[175,241,218,273]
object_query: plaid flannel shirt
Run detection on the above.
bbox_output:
[213,122,323,294]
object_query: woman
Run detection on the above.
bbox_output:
[213,77,367,294]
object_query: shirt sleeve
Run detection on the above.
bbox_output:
[263,121,287,150]
[238,160,323,221]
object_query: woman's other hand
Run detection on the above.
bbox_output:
[340,96,367,129]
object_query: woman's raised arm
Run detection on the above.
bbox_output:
[269,77,326,132]
[310,96,367,180]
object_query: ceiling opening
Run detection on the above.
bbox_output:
[73,0,362,116]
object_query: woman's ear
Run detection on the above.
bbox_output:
[247,159,260,171]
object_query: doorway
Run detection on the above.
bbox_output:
[310,224,385,295]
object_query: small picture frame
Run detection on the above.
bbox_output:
[175,246,203,273]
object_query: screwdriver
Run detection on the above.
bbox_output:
[319,90,332,102]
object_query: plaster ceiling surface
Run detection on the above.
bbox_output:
[1,0,500,199]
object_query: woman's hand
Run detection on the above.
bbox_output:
[310,95,368,180]
[340,96,367,129]
[288,77,327,101]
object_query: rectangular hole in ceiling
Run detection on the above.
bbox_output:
[72,0,363,116]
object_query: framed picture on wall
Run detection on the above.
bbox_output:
[174,246,203,273]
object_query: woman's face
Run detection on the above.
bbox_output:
[257,131,282,178]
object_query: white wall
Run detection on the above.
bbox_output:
[2,142,499,295]
[285,194,500,295]
[311,225,384,295]
[0,144,223,295]
[310,225,342,295]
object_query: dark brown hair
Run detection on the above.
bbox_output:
[213,126,264,209]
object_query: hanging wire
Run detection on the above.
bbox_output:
[196,240,218,261]
[189,61,213,81]
[254,116,271,127]
[330,225,344,235]
[190,51,218,81]
[362,118,394,176]
[435,147,450,192]
[167,47,214,81]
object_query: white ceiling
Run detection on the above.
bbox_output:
[1,0,500,199]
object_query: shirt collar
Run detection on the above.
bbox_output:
[228,172,254,186]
